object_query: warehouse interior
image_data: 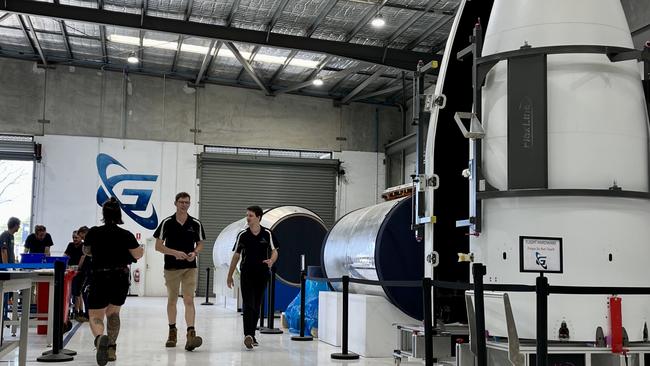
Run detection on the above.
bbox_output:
[0,0,649,365]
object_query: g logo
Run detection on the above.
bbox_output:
[96,153,159,230]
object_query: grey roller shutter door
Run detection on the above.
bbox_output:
[197,153,338,295]
[0,136,35,161]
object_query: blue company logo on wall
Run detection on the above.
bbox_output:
[96,153,159,230]
[535,252,547,270]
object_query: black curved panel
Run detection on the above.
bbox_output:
[376,197,424,320]
[273,215,327,286]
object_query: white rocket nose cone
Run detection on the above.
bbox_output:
[483,0,634,55]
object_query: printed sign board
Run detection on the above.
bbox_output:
[519,236,563,273]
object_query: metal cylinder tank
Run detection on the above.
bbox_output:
[472,0,650,342]
[212,206,327,286]
[322,197,424,320]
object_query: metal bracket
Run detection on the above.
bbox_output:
[426,251,439,267]
[424,94,446,112]
[503,294,525,366]
[454,112,485,139]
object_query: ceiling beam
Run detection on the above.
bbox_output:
[50,0,74,60]
[96,0,108,63]
[268,0,338,85]
[137,0,148,69]
[0,49,396,106]
[236,0,290,84]
[405,11,454,50]
[225,42,271,95]
[340,67,384,104]
[350,84,403,102]
[274,64,366,95]
[194,40,218,85]
[0,0,439,71]
[16,15,47,66]
[171,0,194,72]
[385,0,442,47]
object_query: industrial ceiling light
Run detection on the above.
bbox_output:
[371,14,385,28]
[127,52,139,64]
[312,78,324,86]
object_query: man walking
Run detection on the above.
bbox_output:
[226,206,279,350]
[1,217,20,319]
[154,192,205,351]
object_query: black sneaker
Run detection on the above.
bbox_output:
[95,335,109,366]
[244,335,254,350]
[253,337,259,347]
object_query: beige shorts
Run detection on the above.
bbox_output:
[164,268,198,300]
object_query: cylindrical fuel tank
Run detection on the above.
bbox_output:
[473,0,650,341]
[212,206,327,286]
[322,197,424,320]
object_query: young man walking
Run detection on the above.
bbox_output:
[226,206,279,350]
[154,192,205,351]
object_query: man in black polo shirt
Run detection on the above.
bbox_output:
[154,192,205,352]
[24,225,54,255]
[226,205,279,350]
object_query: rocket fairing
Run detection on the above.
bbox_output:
[470,0,650,341]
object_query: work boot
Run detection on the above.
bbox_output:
[166,328,177,348]
[107,344,116,362]
[244,335,254,350]
[94,335,109,366]
[185,329,203,351]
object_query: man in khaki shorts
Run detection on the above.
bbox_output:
[154,192,205,351]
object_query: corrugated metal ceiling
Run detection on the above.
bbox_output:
[0,0,457,103]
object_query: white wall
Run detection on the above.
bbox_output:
[30,135,388,297]
[33,135,199,296]
[334,151,386,218]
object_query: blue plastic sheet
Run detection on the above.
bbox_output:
[285,279,330,335]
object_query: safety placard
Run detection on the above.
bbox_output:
[519,236,563,273]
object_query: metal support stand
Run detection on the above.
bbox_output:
[472,263,487,366]
[422,277,434,366]
[38,260,75,362]
[331,275,359,359]
[201,267,214,306]
[291,270,313,341]
[536,275,549,366]
[260,267,282,334]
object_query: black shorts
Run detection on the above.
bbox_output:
[71,272,85,297]
[87,268,130,309]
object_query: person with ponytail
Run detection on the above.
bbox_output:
[83,197,144,365]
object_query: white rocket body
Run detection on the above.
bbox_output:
[472,0,650,341]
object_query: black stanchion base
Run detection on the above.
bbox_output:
[42,348,77,356]
[259,327,283,334]
[200,301,214,306]
[291,335,313,341]
[36,352,74,362]
[331,352,359,360]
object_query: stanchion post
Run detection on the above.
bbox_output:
[292,255,312,341]
[423,277,434,366]
[259,294,265,329]
[201,267,214,306]
[536,274,549,366]
[331,275,359,360]
[38,260,74,362]
[260,267,282,334]
[472,263,487,366]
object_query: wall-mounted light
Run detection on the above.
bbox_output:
[371,14,385,28]
[127,52,139,64]
[312,78,324,86]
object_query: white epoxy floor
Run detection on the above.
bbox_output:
[2,297,398,365]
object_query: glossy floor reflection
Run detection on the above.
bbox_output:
[5,296,398,365]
